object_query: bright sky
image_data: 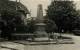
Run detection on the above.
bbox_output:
[20,0,51,17]
[11,0,80,17]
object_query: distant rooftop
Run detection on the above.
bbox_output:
[0,0,30,14]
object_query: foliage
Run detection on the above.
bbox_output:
[26,18,36,33]
[0,0,25,40]
[45,19,58,33]
[46,1,78,32]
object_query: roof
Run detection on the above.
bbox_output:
[17,2,30,14]
[0,1,30,14]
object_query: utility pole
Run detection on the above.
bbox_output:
[16,0,17,10]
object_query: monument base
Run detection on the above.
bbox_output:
[35,23,47,37]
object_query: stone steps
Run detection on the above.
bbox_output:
[13,38,74,45]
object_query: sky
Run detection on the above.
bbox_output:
[20,0,51,17]
[11,0,80,17]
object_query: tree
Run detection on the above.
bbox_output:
[45,19,57,33]
[0,10,22,40]
[46,1,78,33]
[0,0,23,40]
[72,10,80,30]
[27,18,36,33]
[45,19,58,40]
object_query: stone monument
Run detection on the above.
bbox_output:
[35,4,46,37]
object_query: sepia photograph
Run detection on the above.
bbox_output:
[0,0,80,50]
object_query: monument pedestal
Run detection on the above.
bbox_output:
[35,23,47,37]
[35,4,47,37]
